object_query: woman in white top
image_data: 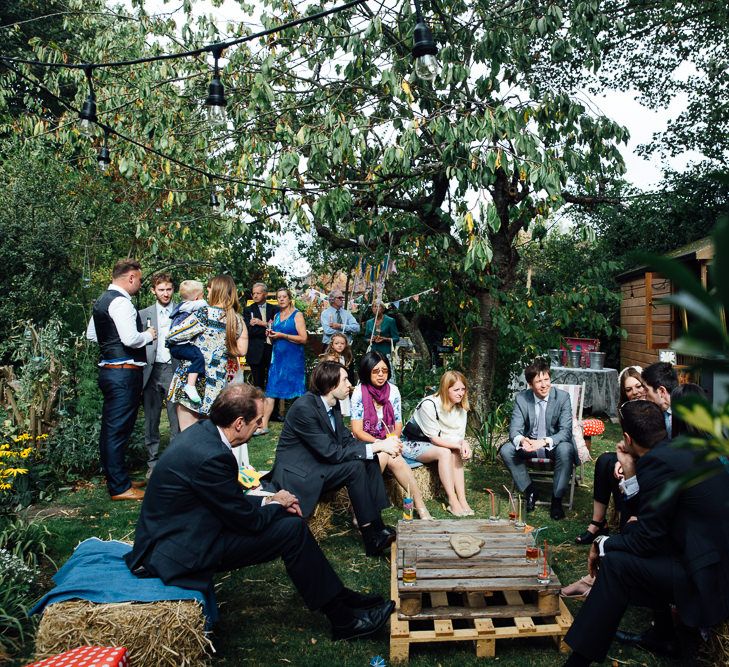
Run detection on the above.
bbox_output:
[350,351,432,519]
[402,370,473,516]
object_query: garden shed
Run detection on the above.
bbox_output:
[617,236,727,404]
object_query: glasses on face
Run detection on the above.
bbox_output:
[334,296,344,301]
[372,368,388,376]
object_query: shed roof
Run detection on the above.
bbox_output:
[617,236,714,282]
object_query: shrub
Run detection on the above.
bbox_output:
[0,516,51,655]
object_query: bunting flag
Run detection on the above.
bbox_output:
[380,287,435,309]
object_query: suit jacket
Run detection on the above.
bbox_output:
[139,301,179,387]
[267,391,369,516]
[243,301,280,365]
[125,419,284,591]
[508,387,574,450]
[604,441,729,627]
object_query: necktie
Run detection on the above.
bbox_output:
[664,410,672,439]
[536,400,547,439]
[327,408,336,431]
[336,309,343,325]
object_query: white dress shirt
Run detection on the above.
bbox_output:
[86,284,152,366]
[216,426,276,505]
[513,393,555,450]
[155,303,172,363]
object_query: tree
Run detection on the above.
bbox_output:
[1,0,633,410]
[532,1,729,164]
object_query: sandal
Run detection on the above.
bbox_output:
[575,519,608,545]
[560,575,595,598]
[416,507,434,521]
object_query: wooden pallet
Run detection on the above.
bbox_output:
[389,521,574,662]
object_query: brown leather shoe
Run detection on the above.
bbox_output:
[111,487,145,501]
[130,480,147,489]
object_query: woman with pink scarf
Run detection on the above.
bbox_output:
[350,351,432,519]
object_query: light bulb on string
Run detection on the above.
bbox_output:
[78,65,98,136]
[97,129,111,172]
[209,186,220,209]
[205,46,228,130]
[412,0,440,82]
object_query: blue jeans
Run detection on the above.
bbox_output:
[169,343,205,375]
[98,367,143,495]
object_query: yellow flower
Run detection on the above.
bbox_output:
[4,467,28,476]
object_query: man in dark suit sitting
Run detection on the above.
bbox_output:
[500,357,575,519]
[563,400,729,665]
[267,361,401,556]
[125,383,394,640]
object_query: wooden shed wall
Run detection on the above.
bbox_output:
[619,275,673,370]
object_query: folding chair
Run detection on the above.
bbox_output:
[520,382,585,510]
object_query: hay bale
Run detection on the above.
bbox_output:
[385,463,443,505]
[307,488,352,541]
[34,600,213,667]
[701,622,729,665]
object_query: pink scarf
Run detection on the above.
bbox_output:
[361,382,396,439]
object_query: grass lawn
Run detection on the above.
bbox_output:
[18,419,684,666]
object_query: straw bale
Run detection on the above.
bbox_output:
[34,599,213,666]
[701,622,729,666]
[385,463,443,504]
[307,488,351,540]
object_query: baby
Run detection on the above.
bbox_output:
[167,279,208,404]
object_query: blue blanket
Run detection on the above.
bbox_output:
[30,537,218,625]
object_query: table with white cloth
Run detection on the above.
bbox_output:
[514,366,619,418]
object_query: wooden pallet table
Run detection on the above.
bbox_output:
[389,519,573,662]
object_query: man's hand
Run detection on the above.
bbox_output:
[588,542,600,578]
[616,440,636,480]
[146,327,157,341]
[249,317,266,327]
[520,438,542,453]
[268,490,303,516]
[328,318,342,330]
[613,460,624,480]
[374,436,402,458]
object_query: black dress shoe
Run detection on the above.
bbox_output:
[362,527,396,557]
[339,588,385,610]
[526,488,538,512]
[614,629,680,657]
[331,600,395,640]
[270,414,285,422]
[550,496,565,520]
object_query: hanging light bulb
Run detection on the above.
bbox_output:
[209,187,220,208]
[412,0,440,82]
[205,47,228,129]
[97,129,111,172]
[78,66,98,136]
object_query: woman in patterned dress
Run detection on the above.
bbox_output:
[167,275,248,430]
[260,287,307,432]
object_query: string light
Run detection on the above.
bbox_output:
[205,46,227,129]
[78,66,98,136]
[97,128,111,171]
[412,0,439,82]
[209,186,220,208]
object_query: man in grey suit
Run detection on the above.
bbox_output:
[500,357,575,520]
[139,273,179,477]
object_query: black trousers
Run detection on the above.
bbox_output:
[98,367,143,495]
[593,452,626,523]
[217,514,342,610]
[249,344,273,390]
[317,458,389,526]
[565,550,675,662]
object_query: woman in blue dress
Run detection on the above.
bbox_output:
[260,287,308,433]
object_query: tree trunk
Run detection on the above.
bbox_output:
[393,311,430,364]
